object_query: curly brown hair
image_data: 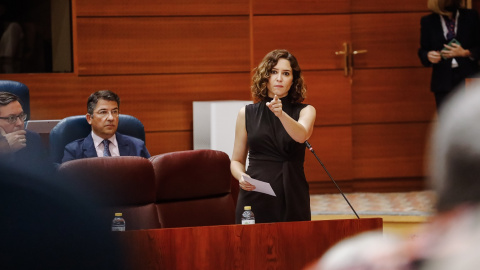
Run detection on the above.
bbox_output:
[251,49,307,103]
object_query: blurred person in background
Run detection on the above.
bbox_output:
[418,0,480,110]
[0,159,123,269]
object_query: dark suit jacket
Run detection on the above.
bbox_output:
[418,9,480,93]
[1,129,50,171]
[62,132,150,163]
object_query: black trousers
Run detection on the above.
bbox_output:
[434,67,465,111]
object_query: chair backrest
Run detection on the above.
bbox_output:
[0,80,30,120]
[57,156,161,230]
[150,149,237,228]
[49,114,146,163]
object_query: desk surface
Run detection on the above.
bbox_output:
[116,218,382,270]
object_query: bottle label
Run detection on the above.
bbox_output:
[241,220,255,225]
[112,226,125,231]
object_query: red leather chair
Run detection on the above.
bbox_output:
[57,156,161,230]
[150,149,237,228]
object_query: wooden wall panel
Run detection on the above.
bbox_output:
[1,73,251,132]
[309,177,426,194]
[351,13,429,68]
[146,131,192,156]
[76,0,249,16]
[252,0,428,14]
[303,71,352,126]
[353,68,435,123]
[252,15,351,71]
[353,122,431,179]
[252,0,350,14]
[305,126,352,183]
[349,11,433,187]
[76,17,250,75]
[350,0,428,12]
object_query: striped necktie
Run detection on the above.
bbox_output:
[103,139,111,157]
[443,14,456,41]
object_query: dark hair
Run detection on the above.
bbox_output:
[87,90,120,115]
[0,91,21,107]
[251,49,307,103]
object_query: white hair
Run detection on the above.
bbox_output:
[429,81,480,212]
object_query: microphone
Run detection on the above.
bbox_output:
[305,140,360,219]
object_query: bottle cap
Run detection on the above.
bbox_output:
[115,213,123,217]
[244,206,251,210]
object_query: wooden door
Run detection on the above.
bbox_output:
[252,0,435,193]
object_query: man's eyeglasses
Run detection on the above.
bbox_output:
[93,109,119,118]
[0,112,27,124]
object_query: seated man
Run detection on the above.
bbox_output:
[0,92,44,166]
[62,90,150,163]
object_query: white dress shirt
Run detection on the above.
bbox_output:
[440,10,459,68]
[91,131,120,157]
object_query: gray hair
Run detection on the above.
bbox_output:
[429,81,480,212]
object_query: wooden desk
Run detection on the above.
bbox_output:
[117,218,382,270]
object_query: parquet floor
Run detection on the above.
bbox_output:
[310,190,437,236]
[310,190,436,216]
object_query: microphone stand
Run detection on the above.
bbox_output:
[305,140,360,219]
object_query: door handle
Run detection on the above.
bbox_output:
[335,43,368,77]
[335,42,351,77]
[350,49,367,77]
[352,49,367,55]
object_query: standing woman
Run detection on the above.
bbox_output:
[418,0,480,110]
[230,49,316,223]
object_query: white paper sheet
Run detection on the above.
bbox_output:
[243,175,276,197]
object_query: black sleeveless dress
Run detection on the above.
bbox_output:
[235,96,311,223]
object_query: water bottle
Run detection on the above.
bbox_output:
[241,206,255,225]
[111,212,126,231]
